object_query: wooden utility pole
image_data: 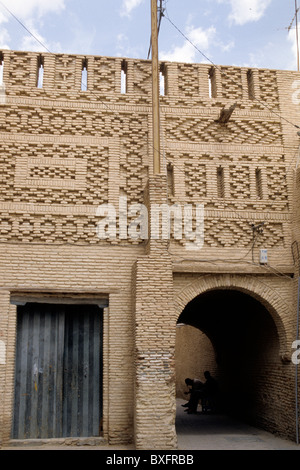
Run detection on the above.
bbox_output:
[151,0,161,174]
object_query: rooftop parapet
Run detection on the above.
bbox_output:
[0,50,282,109]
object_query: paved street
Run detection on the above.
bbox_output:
[3,399,300,451]
[176,398,300,450]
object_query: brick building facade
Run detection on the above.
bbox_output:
[0,50,300,449]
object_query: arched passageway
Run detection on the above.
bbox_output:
[175,288,291,436]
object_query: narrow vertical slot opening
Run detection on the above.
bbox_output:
[208,67,216,98]
[37,55,44,89]
[160,63,166,96]
[81,58,88,91]
[247,69,255,100]
[0,52,4,104]
[121,60,127,94]
[255,168,263,199]
[217,166,225,198]
[167,162,174,197]
[0,52,4,86]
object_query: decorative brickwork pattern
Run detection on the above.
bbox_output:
[258,69,279,109]
[93,57,116,95]
[0,50,299,449]
[178,63,199,97]
[0,141,108,204]
[184,162,207,199]
[204,219,285,248]
[54,54,77,91]
[165,114,283,145]
[8,52,32,89]
[229,165,251,199]
[131,60,152,104]
[221,66,243,100]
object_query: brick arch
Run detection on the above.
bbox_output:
[174,274,290,358]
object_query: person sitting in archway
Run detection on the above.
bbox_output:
[201,371,218,414]
[182,377,204,414]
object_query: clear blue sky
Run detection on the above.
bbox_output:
[0,0,298,71]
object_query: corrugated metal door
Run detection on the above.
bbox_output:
[12,303,103,439]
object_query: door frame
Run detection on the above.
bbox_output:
[8,292,109,445]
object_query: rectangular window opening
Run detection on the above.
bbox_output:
[255,168,263,199]
[37,55,44,89]
[160,63,167,96]
[81,59,88,91]
[121,60,127,94]
[217,166,225,198]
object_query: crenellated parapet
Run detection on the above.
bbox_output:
[0,50,281,109]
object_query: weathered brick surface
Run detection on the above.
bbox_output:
[0,50,299,448]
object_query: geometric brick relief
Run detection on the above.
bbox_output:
[202,219,285,248]
[3,51,282,114]
[8,52,32,89]
[0,106,147,140]
[165,115,283,146]
[28,165,77,180]
[131,60,151,105]
[55,55,76,91]
[120,153,147,205]
[266,166,289,204]
[171,217,285,249]
[185,162,207,199]
[15,157,86,190]
[177,152,289,212]
[229,165,251,199]
[0,207,286,248]
[0,106,97,136]
[119,117,149,204]
[85,146,109,205]
[0,141,109,206]
[0,211,144,245]
[0,212,88,244]
[93,57,116,95]
[258,70,279,109]
[178,64,199,97]
[221,66,243,101]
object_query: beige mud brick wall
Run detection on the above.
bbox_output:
[0,50,299,446]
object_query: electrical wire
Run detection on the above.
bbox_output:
[171,254,294,284]
[0,1,52,54]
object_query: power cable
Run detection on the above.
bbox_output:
[0,1,52,54]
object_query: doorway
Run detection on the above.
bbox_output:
[175,289,288,435]
[12,303,103,440]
